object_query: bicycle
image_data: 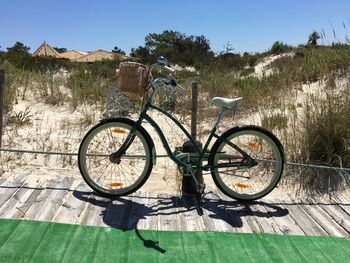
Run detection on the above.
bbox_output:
[78,57,285,201]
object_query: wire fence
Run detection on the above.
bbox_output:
[1,147,350,173]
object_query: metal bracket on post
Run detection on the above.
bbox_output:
[0,69,4,148]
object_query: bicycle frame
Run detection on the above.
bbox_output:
[111,68,258,173]
[142,101,215,170]
[145,102,259,169]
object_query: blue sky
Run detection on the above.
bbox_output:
[1,0,350,54]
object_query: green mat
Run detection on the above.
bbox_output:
[0,218,349,262]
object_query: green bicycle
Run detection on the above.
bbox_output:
[78,57,285,201]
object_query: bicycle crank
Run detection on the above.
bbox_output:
[176,152,198,176]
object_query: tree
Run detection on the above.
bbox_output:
[132,30,214,66]
[0,47,4,63]
[7,42,30,54]
[270,41,292,55]
[6,42,31,67]
[308,31,321,47]
[112,46,126,55]
[130,46,151,63]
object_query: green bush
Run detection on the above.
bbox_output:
[270,45,350,83]
[269,41,293,55]
[2,61,24,113]
[67,65,116,109]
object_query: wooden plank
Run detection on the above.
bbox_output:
[215,190,261,233]
[206,190,240,232]
[156,193,179,231]
[25,177,74,221]
[332,191,348,204]
[280,199,328,236]
[177,194,205,231]
[186,194,208,231]
[127,192,151,230]
[103,194,135,230]
[0,181,41,218]
[79,193,110,227]
[320,203,350,234]
[240,205,264,234]
[197,192,231,232]
[208,190,244,232]
[102,196,126,229]
[262,201,304,235]
[244,201,281,234]
[300,203,349,237]
[175,194,192,231]
[126,191,151,230]
[147,192,160,230]
[0,173,29,208]
[53,181,90,224]
[331,192,350,215]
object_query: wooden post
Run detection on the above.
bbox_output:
[0,69,4,148]
[191,82,198,139]
[182,82,204,195]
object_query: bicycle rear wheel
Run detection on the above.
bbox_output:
[208,125,284,201]
[78,118,154,197]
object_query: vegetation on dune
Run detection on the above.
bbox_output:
[1,29,350,192]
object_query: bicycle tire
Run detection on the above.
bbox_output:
[208,125,284,201]
[78,118,154,197]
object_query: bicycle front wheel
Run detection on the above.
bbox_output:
[208,126,284,201]
[78,118,154,197]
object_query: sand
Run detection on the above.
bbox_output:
[1,57,346,200]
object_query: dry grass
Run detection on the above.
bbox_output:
[2,43,350,195]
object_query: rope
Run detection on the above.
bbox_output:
[0,147,77,156]
[0,148,168,158]
[285,161,350,172]
[1,147,350,172]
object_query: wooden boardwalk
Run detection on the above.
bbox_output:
[0,173,350,237]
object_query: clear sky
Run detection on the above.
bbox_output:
[1,0,350,54]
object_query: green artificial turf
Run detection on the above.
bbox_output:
[0,218,349,262]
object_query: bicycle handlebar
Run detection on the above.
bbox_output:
[149,58,185,91]
[150,63,175,73]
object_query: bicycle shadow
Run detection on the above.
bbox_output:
[73,190,289,253]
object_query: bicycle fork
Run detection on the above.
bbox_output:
[109,127,137,163]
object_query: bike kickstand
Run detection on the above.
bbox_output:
[188,165,205,196]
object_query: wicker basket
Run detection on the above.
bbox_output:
[117,62,149,100]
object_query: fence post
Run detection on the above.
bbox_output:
[182,82,204,195]
[0,69,4,148]
[191,82,198,139]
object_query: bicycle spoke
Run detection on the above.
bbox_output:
[78,120,152,196]
[211,127,283,200]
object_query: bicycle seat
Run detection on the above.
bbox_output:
[211,97,243,109]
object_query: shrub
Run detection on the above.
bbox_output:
[300,92,350,167]
[2,61,22,113]
[67,66,115,109]
[261,113,288,131]
[6,107,33,126]
[291,91,350,193]
[269,41,293,55]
